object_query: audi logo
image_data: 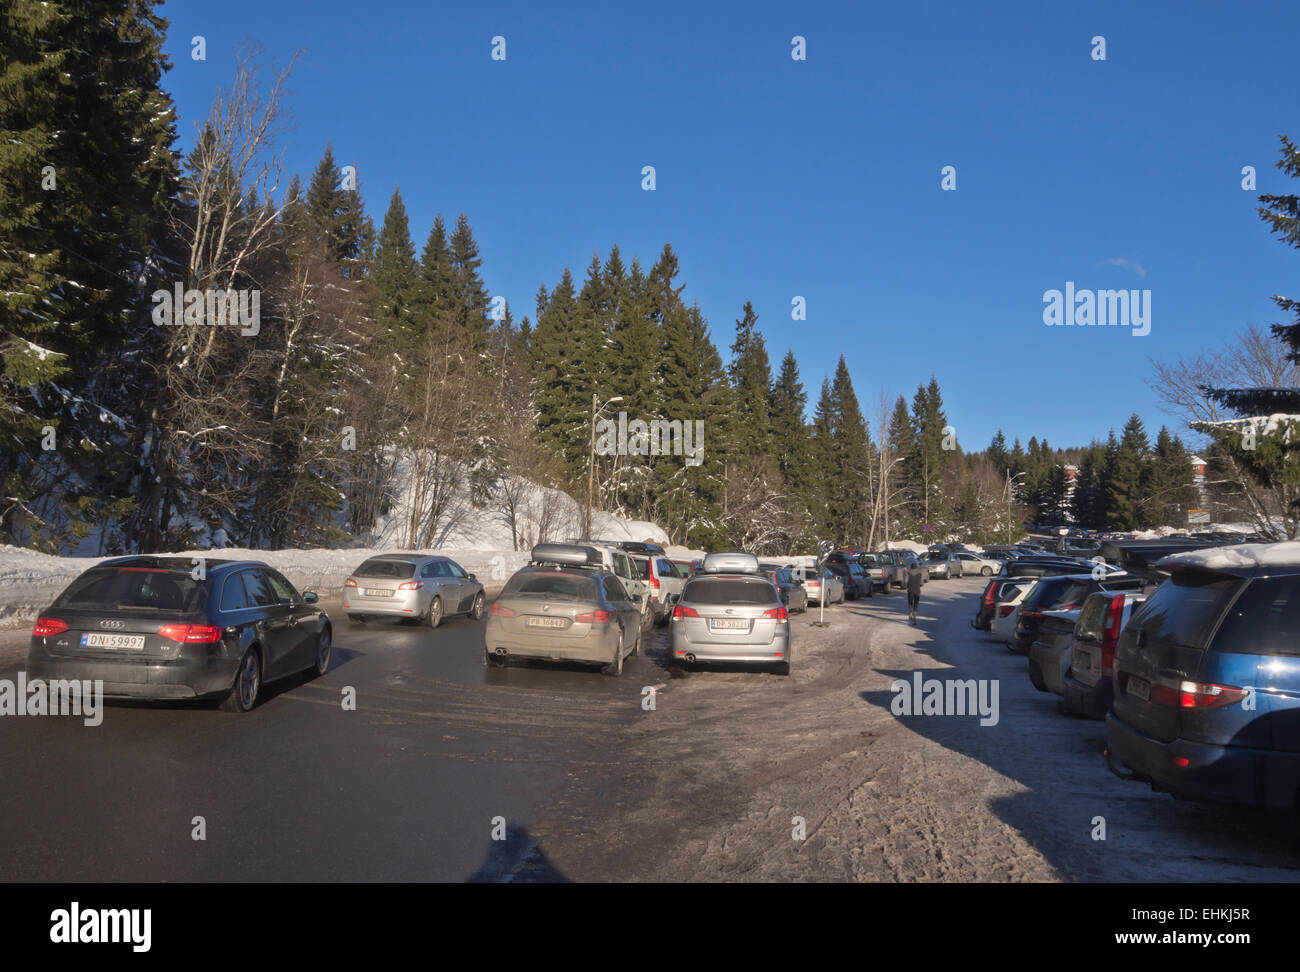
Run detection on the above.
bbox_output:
[98,619,127,630]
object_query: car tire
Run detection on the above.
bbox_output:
[1028,658,1048,692]
[773,661,791,676]
[982,567,993,576]
[469,592,484,622]
[603,633,624,676]
[220,648,261,713]
[307,626,331,678]
[427,596,443,629]
[631,626,641,657]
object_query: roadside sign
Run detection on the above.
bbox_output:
[1188,509,1210,526]
[923,524,930,533]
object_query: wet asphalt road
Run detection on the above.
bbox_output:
[0,601,669,881]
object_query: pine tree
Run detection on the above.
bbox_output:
[728,301,773,459]
[1107,415,1151,530]
[770,350,812,498]
[0,0,178,548]
[827,357,874,544]
[1197,135,1300,537]
[372,188,420,335]
[448,212,491,351]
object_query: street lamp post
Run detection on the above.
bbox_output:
[587,394,624,537]
[1005,471,1027,544]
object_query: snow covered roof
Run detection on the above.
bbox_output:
[1159,542,1300,573]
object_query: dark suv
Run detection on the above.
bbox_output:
[28,557,331,712]
[827,561,873,599]
[1107,547,1300,809]
[1010,572,1144,655]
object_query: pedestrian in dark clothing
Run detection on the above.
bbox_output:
[906,561,926,624]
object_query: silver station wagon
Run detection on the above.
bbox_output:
[342,554,485,628]
[670,552,792,675]
[484,544,643,674]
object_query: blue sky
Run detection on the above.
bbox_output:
[159,0,1300,451]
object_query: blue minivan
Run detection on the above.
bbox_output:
[1106,545,1300,809]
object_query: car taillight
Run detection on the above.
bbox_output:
[1101,594,1125,669]
[397,581,423,591]
[983,584,996,607]
[762,606,789,621]
[345,578,358,587]
[157,624,223,643]
[33,617,68,636]
[997,605,1016,617]
[489,602,514,618]
[575,609,611,624]
[649,575,660,590]
[1150,680,1249,709]
[672,604,700,620]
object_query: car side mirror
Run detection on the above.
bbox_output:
[468,573,477,581]
[303,591,319,604]
[668,594,680,604]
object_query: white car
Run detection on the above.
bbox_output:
[955,552,1002,576]
[548,542,652,627]
[990,579,1037,646]
[802,567,845,605]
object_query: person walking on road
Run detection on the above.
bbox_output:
[906,560,926,625]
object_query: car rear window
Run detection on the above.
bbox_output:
[1023,578,1069,609]
[1075,593,1110,640]
[634,557,651,580]
[1130,571,1240,649]
[355,559,416,579]
[1209,576,1300,656]
[54,568,207,613]
[683,577,777,606]
[502,571,598,600]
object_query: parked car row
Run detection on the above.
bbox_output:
[985,539,1300,812]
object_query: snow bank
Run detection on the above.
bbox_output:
[1160,541,1300,571]
[0,543,542,627]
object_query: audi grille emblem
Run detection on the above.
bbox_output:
[98,619,126,630]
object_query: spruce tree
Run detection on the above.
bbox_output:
[372,188,420,335]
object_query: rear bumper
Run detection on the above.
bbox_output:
[1106,713,1300,810]
[1028,643,1067,695]
[1061,672,1110,719]
[27,645,239,699]
[670,628,791,665]
[483,626,621,665]
[342,589,422,618]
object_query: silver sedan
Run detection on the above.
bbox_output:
[343,554,485,627]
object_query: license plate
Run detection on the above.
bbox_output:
[1128,676,1151,701]
[709,618,749,631]
[80,632,145,650]
[525,616,566,628]
[364,588,393,598]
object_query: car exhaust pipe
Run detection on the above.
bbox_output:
[685,653,695,664]
[1104,748,1145,783]
[495,648,508,656]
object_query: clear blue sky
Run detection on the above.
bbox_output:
[158,0,1300,451]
